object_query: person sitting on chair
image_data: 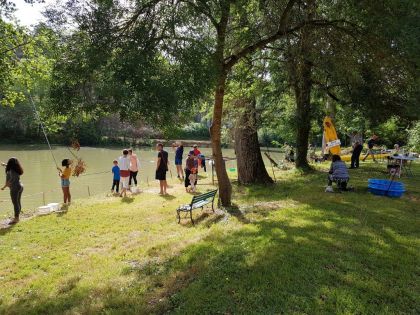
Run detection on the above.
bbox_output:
[325,155,350,192]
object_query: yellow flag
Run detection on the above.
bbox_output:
[323,116,341,155]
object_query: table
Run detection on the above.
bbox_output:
[389,155,417,177]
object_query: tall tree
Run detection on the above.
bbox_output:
[47,0,348,205]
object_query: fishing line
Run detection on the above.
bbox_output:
[28,93,59,169]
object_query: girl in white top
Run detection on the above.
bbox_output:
[118,149,130,197]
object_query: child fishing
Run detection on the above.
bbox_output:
[58,159,72,205]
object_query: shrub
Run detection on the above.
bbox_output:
[407,121,420,152]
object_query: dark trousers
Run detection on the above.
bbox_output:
[112,180,120,193]
[11,186,23,218]
[129,171,138,186]
[351,144,363,168]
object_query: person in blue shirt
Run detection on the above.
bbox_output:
[111,160,120,193]
[173,142,184,179]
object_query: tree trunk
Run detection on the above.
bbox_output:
[294,59,313,169]
[234,97,273,184]
[210,1,232,207]
[291,0,315,170]
[210,72,232,206]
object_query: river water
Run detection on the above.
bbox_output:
[0,145,283,218]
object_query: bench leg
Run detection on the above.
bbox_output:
[190,210,194,225]
[177,209,180,224]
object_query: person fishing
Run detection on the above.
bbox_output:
[58,159,72,205]
[1,158,24,225]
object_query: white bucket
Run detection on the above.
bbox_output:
[38,205,52,214]
[131,186,139,194]
[48,203,60,212]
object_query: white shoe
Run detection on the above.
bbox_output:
[325,186,334,193]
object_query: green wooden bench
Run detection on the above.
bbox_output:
[176,189,218,224]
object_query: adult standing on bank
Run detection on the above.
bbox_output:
[173,142,184,179]
[350,131,363,169]
[118,149,130,197]
[1,158,24,225]
[128,148,140,187]
[156,143,169,195]
[362,135,379,162]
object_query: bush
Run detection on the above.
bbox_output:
[407,121,420,152]
[172,123,210,140]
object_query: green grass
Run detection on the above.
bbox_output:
[0,162,419,314]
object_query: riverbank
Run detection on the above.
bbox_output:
[0,162,419,314]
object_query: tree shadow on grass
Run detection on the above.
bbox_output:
[2,166,418,314]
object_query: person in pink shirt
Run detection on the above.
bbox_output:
[128,148,140,187]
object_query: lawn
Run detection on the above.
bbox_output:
[0,162,419,314]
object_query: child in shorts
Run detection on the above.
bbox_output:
[58,159,72,205]
[111,160,120,193]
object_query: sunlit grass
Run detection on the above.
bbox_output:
[0,162,418,314]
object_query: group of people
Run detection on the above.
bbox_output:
[111,148,140,197]
[109,142,206,196]
[349,132,379,168]
[173,142,205,192]
[0,143,207,225]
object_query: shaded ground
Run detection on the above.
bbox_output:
[0,162,419,314]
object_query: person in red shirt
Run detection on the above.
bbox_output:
[193,144,201,169]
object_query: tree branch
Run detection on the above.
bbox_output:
[0,40,32,55]
[179,0,218,28]
[224,14,356,70]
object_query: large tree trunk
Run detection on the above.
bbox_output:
[290,0,315,170]
[210,2,232,207]
[234,97,273,184]
[210,72,232,206]
[294,59,312,169]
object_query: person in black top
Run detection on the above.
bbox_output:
[1,158,24,225]
[155,143,169,195]
[350,131,363,168]
[362,135,378,162]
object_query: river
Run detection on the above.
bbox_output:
[0,144,283,218]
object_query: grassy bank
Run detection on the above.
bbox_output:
[0,162,419,314]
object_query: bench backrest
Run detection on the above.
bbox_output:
[191,189,218,206]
